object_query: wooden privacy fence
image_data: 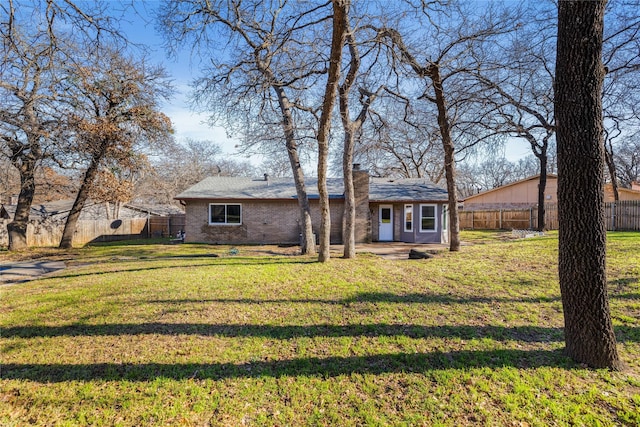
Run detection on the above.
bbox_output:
[0,215,186,248]
[148,215,186,238]
[606,200,640,230]
[461,200,640,231]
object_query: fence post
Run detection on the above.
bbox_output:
[529,208,533,230]
[611,202,616,231]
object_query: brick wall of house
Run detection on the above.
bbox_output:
[353,168,371,243]
[184,199,345,245]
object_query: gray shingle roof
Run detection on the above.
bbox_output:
[175,177,344,199]
[176,176,448,202]
[369,177,448,202]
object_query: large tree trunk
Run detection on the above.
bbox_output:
[7,166,36,251]
[429,64,460,252]
[555,0,623,370]
[273,86,316,255]
[316,0,349,262]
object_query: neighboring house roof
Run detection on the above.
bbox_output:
[463,174,640,204]
[463,174,558,203]
[125,203,185,216]
[0,200,160,221]
[603,184,640,203]
[618,187,640,196]
[175,176,448,203]
[1,200,74,220]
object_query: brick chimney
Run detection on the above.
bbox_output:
[352,164,371,243]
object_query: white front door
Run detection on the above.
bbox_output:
[379,205,393,241]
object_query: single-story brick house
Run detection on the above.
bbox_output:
[175,168,449,245]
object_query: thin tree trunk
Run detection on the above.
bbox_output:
[317,0,349,262]
[604,143,620,201]
[60,148,105,249]
[555,0,623,370]
[537,152,548,231]
[342,126,356,258]
[105,202,112,220]
[339,27,360,259]
[273,86,315,255]
[429,64,460,252]
[114,201,121,219]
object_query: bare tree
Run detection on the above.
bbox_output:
[476,1,640,219]
[337,12,383,258]
[0,157,19,202]
[315,0,349,262]
[555,0,622,370]
[456,154,542,198]
[614,133,640,187]
[602,0,640,200]
[378,2,517,251]
[138,138,254,205]
[59,49,172,248]
[1,2,65,249]
[0,0,120,250]
[356,100,445,181]
[468,2,555,231]
[474,75,555,230]
[158,0,337,256]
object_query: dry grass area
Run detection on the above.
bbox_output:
[1,231,639,426]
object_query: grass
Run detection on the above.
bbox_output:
[1,231,639,426]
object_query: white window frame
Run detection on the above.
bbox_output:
[419,204,437,233]
[442,204,448,233]
[404,204,413,232]
[209,203,242,225]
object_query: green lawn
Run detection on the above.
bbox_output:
[1,231,639,426]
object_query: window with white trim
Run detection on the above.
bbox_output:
[404,204,413,232]
[442,204,448,232]
[420,204,437,232]
[209,203,242,225]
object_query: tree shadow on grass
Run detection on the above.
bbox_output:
[344,292,561,305]
[37,256,313,282]
[1,348,576,383]
[4,322,636,343]
[147,287,634,306]
[147,291,562,306]
[0,323,566,342]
